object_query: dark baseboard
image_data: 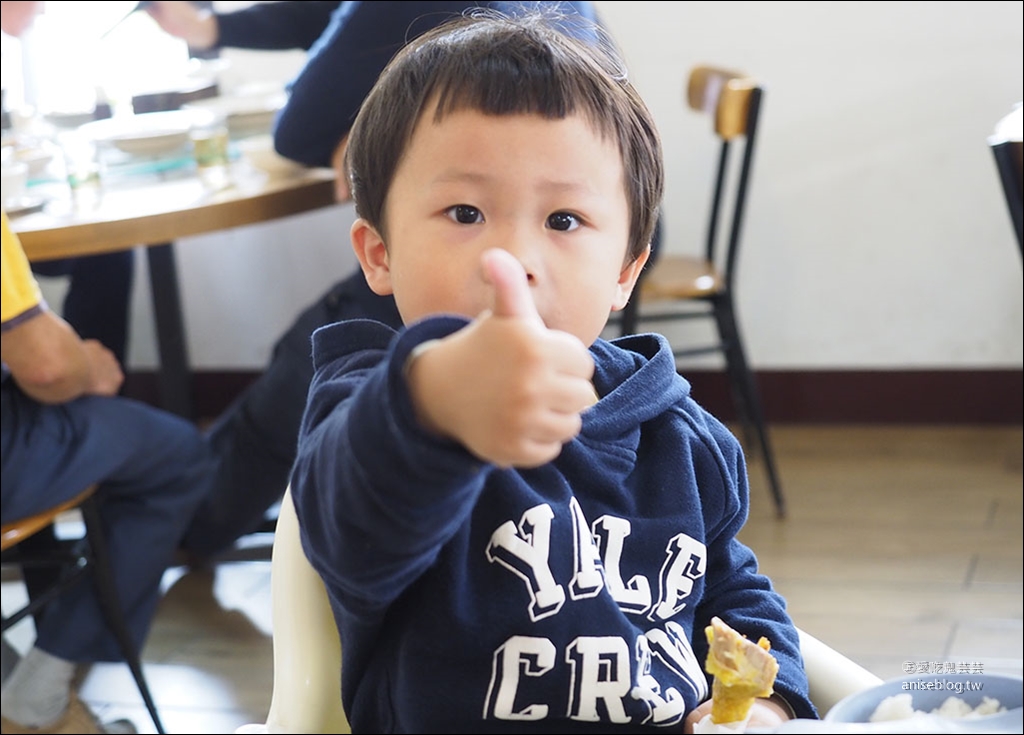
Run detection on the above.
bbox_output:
[121,368,1024,425]
[685,369,1022,424]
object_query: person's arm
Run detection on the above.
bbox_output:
[291,252,593,608]
[274,1,476,168]
[146,1,340,51]
[213,0,340,51]
[2,213,123,404]
[2,313,123,404]
[145,1,218,50]
[275,1,603,171]
[683,414,816,723]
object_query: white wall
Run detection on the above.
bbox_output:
[597,0,1023,369]
[50,0,1021,372]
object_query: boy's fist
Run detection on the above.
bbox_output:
[407,249,596,468]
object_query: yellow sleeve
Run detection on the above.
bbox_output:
[1,210,46,329]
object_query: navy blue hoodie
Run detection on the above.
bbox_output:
[291,316,815,733]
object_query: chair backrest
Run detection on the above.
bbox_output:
[263,487,349,734]
[988,103,1023,257]
[685,65,763,289]
[797,628,882,714]
[238,489,884,733]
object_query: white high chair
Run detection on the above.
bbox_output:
[235,486,349,735]
[235,487,882,734]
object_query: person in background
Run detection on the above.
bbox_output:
[274,1,600,196]
[289,10,814,731]
[0,212,215,734]
[1,1,133,367]
[145,0,339,53]
[145,0,601,566]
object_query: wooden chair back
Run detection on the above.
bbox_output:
[988,103,1023,257]
[683,65,763,282]
[611,64,784,517]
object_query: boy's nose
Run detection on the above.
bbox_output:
[494,230,538,283]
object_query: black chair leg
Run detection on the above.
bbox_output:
[714,301,787,518]
[18,527,62,630]
[79,499,166,734]
[714,301,758,450]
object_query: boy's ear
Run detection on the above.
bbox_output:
[351,218,394,296]
[610,245,651,312]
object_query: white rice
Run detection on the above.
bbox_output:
[869,693,1006,722]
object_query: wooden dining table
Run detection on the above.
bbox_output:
[10,158,338,419]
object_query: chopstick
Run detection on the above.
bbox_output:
[100,1,154,40]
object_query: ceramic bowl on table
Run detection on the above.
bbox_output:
[182,90,286,140]
[0,159,47,218]
[2,140,55,181]
[2,160,29,204]
[44,110,99,130]
[79,110,206,159]
[14,146,56,179]
[824,672,1023,732]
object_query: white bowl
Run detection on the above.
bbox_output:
[80,110,202,159]
[183,92,286,140]
[44,110,98,130]
[15,147,56,178]
[825,673,1023,731]
[2,160,29,204]
[110,130,191,157]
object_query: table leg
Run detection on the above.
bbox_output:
[146,243,194,420]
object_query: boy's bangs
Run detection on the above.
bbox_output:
[425,25,613,139]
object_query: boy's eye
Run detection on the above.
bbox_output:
[444,204,483,224]
[547,212,580,232]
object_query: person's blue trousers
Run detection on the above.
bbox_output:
[1,380,214,662]
[179,269,402,558]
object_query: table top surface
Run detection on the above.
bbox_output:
[9,158,338,261]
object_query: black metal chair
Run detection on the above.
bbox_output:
[988,103,1023,259]
[613,65,785,518]
[1,486,166,734]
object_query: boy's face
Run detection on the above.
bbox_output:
[351,105,649,347]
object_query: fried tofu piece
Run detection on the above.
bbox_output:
[704,616,779,724]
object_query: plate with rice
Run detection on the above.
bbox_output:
[824,672,1022,732]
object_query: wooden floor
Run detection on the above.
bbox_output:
[3,424,1022,733]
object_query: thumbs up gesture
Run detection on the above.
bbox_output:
[406,249,596,468]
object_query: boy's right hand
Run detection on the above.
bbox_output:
[406,249,596,468]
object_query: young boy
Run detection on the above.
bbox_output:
[290,9,816,732]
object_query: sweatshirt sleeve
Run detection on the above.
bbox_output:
[290,316,491,619]
[687,407,818,720]
[273,1,473,167]
[215,1,340,51]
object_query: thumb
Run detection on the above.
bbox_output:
[482,249,542,323]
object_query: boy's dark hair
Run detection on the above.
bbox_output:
[345,9,664,263]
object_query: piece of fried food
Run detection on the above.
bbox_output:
[704,616,779,724]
